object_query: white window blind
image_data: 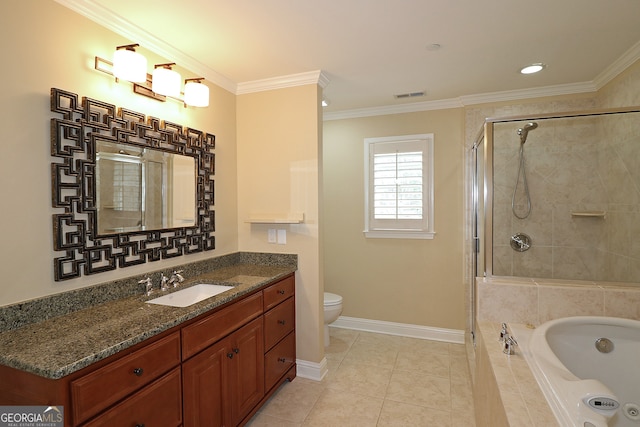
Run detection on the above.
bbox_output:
[364,134,434,239]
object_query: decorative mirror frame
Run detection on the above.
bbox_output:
[50,88,215,281]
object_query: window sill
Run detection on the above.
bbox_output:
[363,230,435,240]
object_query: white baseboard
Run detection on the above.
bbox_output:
[296,357,328,381]
[331,316,465,344]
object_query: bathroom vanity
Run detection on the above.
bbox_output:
[0,255,296,427]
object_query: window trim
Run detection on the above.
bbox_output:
[363,134,435,239]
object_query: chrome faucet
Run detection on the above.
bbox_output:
[138,277,153,296]
[169,270,185,287]
[503,336,518,355]
[499,322,509,342]
[160,272,170,292]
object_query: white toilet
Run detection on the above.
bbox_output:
[323,292,343,347]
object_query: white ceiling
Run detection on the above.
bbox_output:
[61,0,640,115]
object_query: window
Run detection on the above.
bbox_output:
[364,134,434,239]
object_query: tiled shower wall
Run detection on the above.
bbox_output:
[491,111,640,282]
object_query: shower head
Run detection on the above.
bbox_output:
[517,122,538,144]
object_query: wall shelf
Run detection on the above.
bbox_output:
[245,213,304,224]
[571,211,606,218]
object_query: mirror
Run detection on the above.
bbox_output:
[50,88,215,281]
[95,141,196,234]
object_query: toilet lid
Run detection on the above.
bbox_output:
[324,292,343,306]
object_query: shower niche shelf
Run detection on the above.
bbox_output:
[571,211,606,218]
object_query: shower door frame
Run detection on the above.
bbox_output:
[475,105,640,281]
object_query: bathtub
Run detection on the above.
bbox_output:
[512,317,640,427]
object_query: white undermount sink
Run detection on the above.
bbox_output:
[146,284,235,308]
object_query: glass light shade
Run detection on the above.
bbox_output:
[112,49,147,83]
[152,67,181,97]
[184,81,209,107]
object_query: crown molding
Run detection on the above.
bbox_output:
[236,70,329,95]
[323,98,462,121]
[458,81,597,106]
[324,82,598,121]
[54,0,238,94]
[593,40,640,90]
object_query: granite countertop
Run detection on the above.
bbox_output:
[0,263,295,380]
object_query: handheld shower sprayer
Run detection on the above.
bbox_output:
[512,122,538,219]
[517,122,538,144]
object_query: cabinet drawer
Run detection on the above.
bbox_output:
[71,331,180,425]
[263,275,295,311]
[182,292,263,360]
[82,368,182,427]
[264,297,295,351]
[264,332,295,391]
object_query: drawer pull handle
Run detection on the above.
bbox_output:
[277,357,287,363]
[135,424,145,427]
[133,368,144,376]
[278,290,285,295]
[227,352,234,359]
[278,320,286,325]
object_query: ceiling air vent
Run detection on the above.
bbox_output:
[394,91,426,99]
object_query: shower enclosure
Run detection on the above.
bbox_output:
[472,106,640,285]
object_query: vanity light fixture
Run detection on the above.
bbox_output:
[184,78,209,107]
[94,45,210,107]
[520,63,546,74]
[112,44,147,83]
[152,63,181,97]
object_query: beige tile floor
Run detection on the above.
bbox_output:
[247,327,477,426]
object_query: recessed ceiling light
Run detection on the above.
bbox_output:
[520,63,546,74]
[426,43,442,51]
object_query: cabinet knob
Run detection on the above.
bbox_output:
[278,320,286,325]
[278,290,285,295]
[277,357,286,363]
[133,368,144,376]
[233,347,240,354]
[227,352,234,359]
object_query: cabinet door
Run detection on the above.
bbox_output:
[228,317,265,425]
[182,339,229,427]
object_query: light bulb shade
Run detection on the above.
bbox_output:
[184,81,209,107]
[112,49,147,83]
[152,67,181,97]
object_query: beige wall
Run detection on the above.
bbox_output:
[323,108,466,330]
[236,85,324,362]
[0,1,238,305]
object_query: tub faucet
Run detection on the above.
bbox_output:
[169,270,185,287]
[138,277,153,296]
[503,336,518,355]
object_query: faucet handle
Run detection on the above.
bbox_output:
[138,277,153,296]
[499,323,509,342]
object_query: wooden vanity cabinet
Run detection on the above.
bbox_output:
[262,275,296,394]
[183,316,264,427]
[0,273,296,427]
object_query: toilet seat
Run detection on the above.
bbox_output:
[324,292,343,306]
